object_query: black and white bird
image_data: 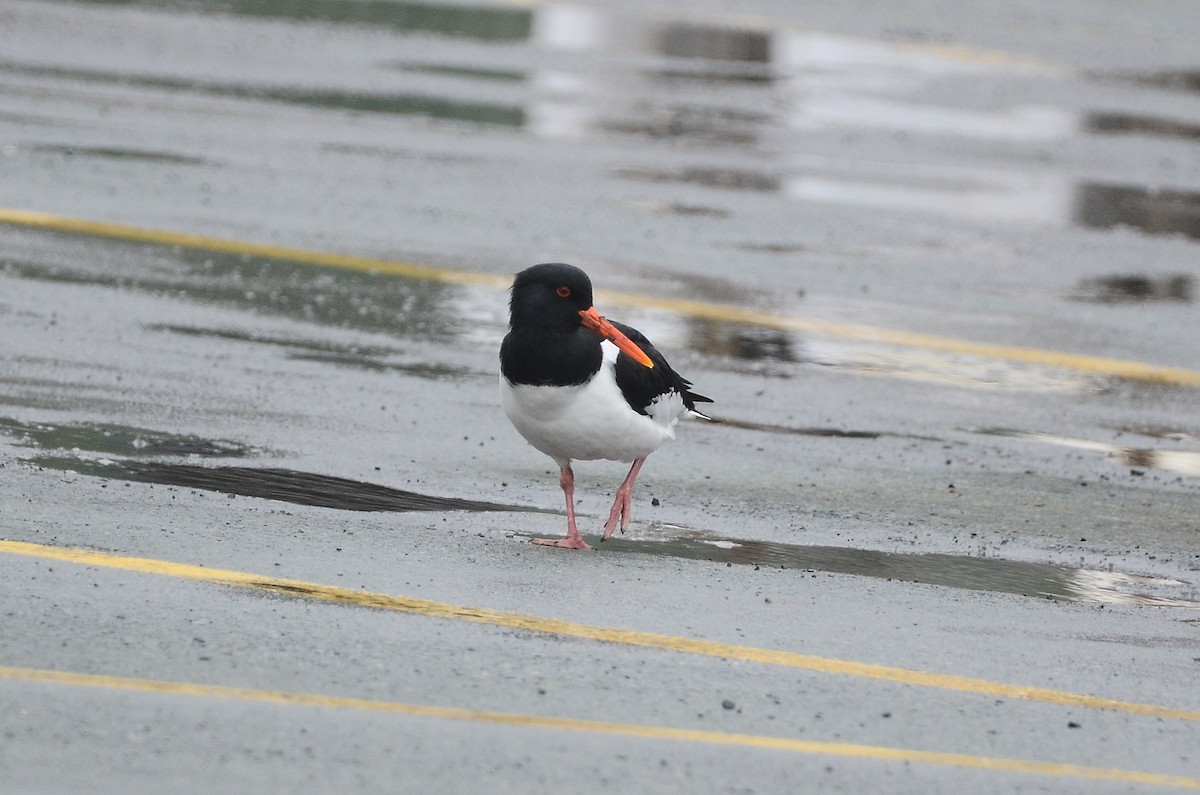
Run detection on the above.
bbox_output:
[500,263,712,550]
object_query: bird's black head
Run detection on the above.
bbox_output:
[501,262,655,386]
[508,263,595,332]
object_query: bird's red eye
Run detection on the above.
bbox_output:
[556,285,571,298]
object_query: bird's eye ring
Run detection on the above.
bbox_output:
[556,286,571,298]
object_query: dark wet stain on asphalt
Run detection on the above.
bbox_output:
[28,143,212,165]
[1085,111,1200,143]
[6,418,1191,606]
[393,62,526,83]
[31,456,527,514]
[1071,273,1194,303]
[28,446,1196,606]
[0,416,525,513]
[596,533,1199,608]
[614,166,782,193]
[1074,183,1200,241]
[709,417,882,439]
[1100,68,1200,95]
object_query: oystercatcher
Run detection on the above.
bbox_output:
[500,263,712,550]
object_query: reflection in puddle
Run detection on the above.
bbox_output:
[615,163,1200,241]
[526,9,1200,239]
[589,530,1198,608]
[971,427,1200,477]
[687,321,800,364]
[1072,274,1194,303]
[682,315,1094,391]
[32,456,525,513]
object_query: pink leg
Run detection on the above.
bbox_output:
[533,464,593,550]
[602,457,646,541]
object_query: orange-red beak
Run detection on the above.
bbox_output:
[579,306,654,369]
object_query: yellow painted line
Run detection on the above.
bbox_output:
[2,665,1197,790]
[4,539,1199,723]
[0,207,510,289]
[3,207,1198,387]
[594,289,1200,387]
[3,208,1199,386]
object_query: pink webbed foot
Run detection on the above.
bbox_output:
[531,463,593,550]
[532,534,593,551]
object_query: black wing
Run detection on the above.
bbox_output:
[610,320,713,417]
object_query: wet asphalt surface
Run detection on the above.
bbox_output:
[1,1,1200,792]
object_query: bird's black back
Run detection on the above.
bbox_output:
[611,320,713,417]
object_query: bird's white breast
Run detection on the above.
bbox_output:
[500,342,686,465]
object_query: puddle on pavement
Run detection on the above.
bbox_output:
[1101,69,1200,95]
[147,324,476,380]
[12,1,1196,241]
[1,415,527,512]
[1118,426,1200,445]
[5,0,1197,392]
[615,166,1200,241]
[676,314,1097,392]
[106,0,535,41]
[594,530,1199,608]
[8,419,1191,606]
[31,456,524,514]
[971,427,1200,477]
[0,416,253,458]
[3,228,1104,395]
[23,448,1197,607]
[1071,274,1194,303]
[1074,183,1200,241]
[1085,111,1200,143]
[0,60,525,128]
[3,237,466,342]
[4,225,1102,394]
